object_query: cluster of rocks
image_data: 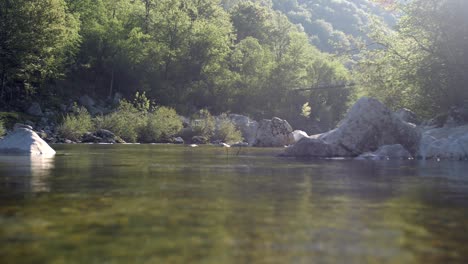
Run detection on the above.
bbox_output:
[284,97,468,161]
[7,94,301,147]
[179,114,299,147]
[81,129,125,144]
[3,95,468,162]
[13,94,125,144]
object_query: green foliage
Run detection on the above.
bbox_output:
[271,0,396,53]
[140,107,183,143]
[133,92,154,112]
[301,102,311,118]
[58,106,94,141]
[95,100,146,143]
[231,2,271,43]
[213,114,243,144]
[0,0,80,101]
[358,0,468,117]
[1,0,356,130]
[0,112,38,128]
[0,120,5,137]
[191,109,216,140]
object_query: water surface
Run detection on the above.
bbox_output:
[1,144,468,263]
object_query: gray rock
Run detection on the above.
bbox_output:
[95,129,115,139]
[25,120,35,127]
[417,125,468,160]
[27,102,43,117]
[285,97,421,157]
[37,130,48,140]
[284,138,341,157]
[357,144,412,160]
[192,136,208,144]
[59,104,68,112]
[254,117,294,147]
[321,97,420,155]
[81,129,123,144]
[232,142,249,147]
[228,114,259,146]
[113,92,123,105]
[395,108,421,125]
[82,132,102,143]
[79,95,95,108]
[0,127,56,155]
[173,137,184,144]
[292,130,308,143]
[14,123,33,130]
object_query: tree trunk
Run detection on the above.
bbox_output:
[109,64,114,98]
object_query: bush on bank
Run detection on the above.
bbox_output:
[57,105,93,141]
[56,94,241,144]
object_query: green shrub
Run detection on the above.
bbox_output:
[140,106,183,143]
[191,109,215,140]
[95,100,147,143]
[0,120,6,137]
[213,114,243,144]
[58,106,93,141]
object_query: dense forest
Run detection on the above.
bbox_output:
[1,0,467,130]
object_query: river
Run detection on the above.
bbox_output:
[1,144,468,263]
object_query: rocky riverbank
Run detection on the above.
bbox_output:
[284,97,468,161]
[3,95,468,161]
[1,94,300,147]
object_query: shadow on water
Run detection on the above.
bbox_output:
[1,144,468,263]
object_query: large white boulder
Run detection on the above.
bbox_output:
[285,98,421,157]
[254,117,295,147]
[292,130,308,143]
[0,126,56,155]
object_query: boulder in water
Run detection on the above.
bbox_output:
[285,97,421,157]
[418,125,468,160]
[0,125,56,155]
[254,117,294,147]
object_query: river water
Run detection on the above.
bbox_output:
[1,144,468,263]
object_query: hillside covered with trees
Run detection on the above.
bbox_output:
[1,0,350,128]
[1,0,467,132]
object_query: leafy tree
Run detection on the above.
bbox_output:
[358,0,468,117]
[0,0,80,102]
[230,2,271,43]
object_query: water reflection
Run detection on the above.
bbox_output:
[0,154,54,193]
[1,145,468,263]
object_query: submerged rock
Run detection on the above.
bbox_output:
[0,125,56,155]
[285,97,421,157]
[357,144,412,160]
[254,117,294,147]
